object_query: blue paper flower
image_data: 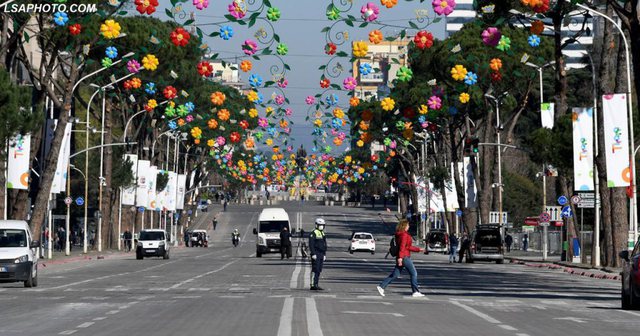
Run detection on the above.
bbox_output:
[325,93,339,106]
[255,92,264,104]
[267,127,276,136]
[331,118,343,129]
[53,12,68,26]
[145,82,156,95]
[105,46,118,59]
[528,34,541,47]
[168,121,177,130]
[464,72,477,85]
[184,101,195,112]
[359,63,373,75]
[220,26,234,40]
[248,74,263,88]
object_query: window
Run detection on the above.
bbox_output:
[0,229,27,247]
[139,231,165,241]
[354,234,372,240]
[259,221,289,233]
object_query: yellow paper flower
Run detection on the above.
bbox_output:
[450,64,467,81]
[356,140,364,147]
[207,139,215,147]
[266,138,273,146]
[380,97,395,111]
[459,92,470,104]
[190,126,202,139]
[350,97,360,107]
[169,101,176,108]
[333,108,344,119]
[419,104,428,114]
[345,155,352,164]
[142,54,159,71]
[265,107,274,115]
[147,99,158,109]
[100,19,121,39]
[248,108,258,118]
[352,41,368,58]
[357,167,365,174]
[247,91,259,102]
[271,154,278,161]
[313,119,323,127]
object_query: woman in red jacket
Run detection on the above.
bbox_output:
[377,219,425,297]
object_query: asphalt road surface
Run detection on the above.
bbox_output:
[2,202,638,336]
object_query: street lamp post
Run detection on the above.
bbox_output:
[485,92,509,230]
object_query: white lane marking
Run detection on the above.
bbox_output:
[105,310,119,315]
[356,295,385,300]
[312,294,336,298]
[403,296,430,300]
[342,311,404,317]
[516,334,531,336]
[92,317,107,321]
[229,287,250,291]
[59,331,77,335]
[277,297,294,336]
[168,260,235,290]
[341,300,393,305]
[450,300,501,324]
[269,295,292,298]
[306,297,324,336]
[499,325,518,331]
[619,310,640,317]
[554,317,588,323]
[76,322,94,328]
[290,256,302,289]
[218,295,246,298]
[188,288,210,291]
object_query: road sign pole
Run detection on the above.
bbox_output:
[542,166,547,261]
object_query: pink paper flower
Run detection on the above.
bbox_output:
[482,27,501,47]
[389,140,397,149]
[432,0,456,16]
[360,2,379,22]
[242,39,258,56]
[258,117,268,128]
[285,108,292,116]
[428,95,442,110]
[277,78,288,88]
[338,132,346,140]
[193,0,208,10]
[127,59,141,73]
[185,115,194,122]
[343,76,357,90]
[216,136,226,146]
[331,129,338,136]
[228,2,246,19]
[305,96,315,105]
[275,94,285,105]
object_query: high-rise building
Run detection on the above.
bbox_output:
[351,38,410,101]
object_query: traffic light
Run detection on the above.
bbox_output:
[470,137,480,153]
[463,138,472,155]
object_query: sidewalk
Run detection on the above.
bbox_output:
[505,250,622,281]
[39,244,187,266]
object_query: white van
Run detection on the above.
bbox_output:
[0,220,39,287]
[136,229,170,259]
[253,208,291,257]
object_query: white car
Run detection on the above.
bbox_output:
[136,229,170,260]
[0,220,39,287]
[349,232,376,254]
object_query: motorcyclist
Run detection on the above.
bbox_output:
[231,229,240,247]
[309,218,328,290]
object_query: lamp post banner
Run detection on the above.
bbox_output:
[602,94,631,187]
[122,154,138,205]
[460,157,478,208]
[51,123,72,194]
[146,165,158,210]
[7,134,30,190]
[572,108,594,191]
[541,103,555,129]
[176,174,186,210]
[135,160,150,207]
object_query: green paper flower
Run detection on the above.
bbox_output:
[266,7,281,21]
[383,137,391,146]
[396,66,413,82]
[101,57,112,67]
[324,145,332,153]
[255,132,264,140]
[496,35,511,52]
[276,43,288,55]
[326,5,340,20]
[395,121,405,130]
[164,106,176,117]
[177,105,188,117]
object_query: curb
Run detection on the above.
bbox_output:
[508,258,621,281]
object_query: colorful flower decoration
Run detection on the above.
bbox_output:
[53,11,68,26]
[228,2,246,19]
[127,59,141,73]
[276,43,288,56]
[359,63,373,75]
[240,60,252,72]
[396,66,413,82]
[450,64,467,81]
[197,61,213,77]
[325,43,337,55]
[239,120,249,129]
[142,54,159,71]
[170,27,190,47]
[320,78,330,89]
[219,25,234,40]
[432,0,456,16]
[68,24,82,36]
[248,108,258,118]
[267,7,281,21]
[369,30,383,44]
[193,0,208,10]
[481,27,501,47]
[530,20,544,35]
[210,91,226,105]
[528,34,541,47]
[218,109,230,121]
[277,78,288,88]
[105,46,118,59]
[130,78,142,89]
[275,95,285,105]
[102,58,113,68]
[381,0,398,8]
[464,72,477,85]
[418,104,428,115]
[326,5,340,20]
[163,86,177,100]
[145,82,156,95]
[489,58,502,71]
[135,0,158,14]
[414,31,434,50]
[305,96,315,105]
[258,117,269,128]
[230,132,241,143]
[243,39,258,56]
[216,136,226,146]
[343,77,357,90]
[100,19,121,39]
[497,35,511,51]
[207,118,219,129]
[381,97,395,111]
[248,74,263,88]
[428,95,442,110]
[490,71,502,82]
[352,41,368,58]
[185,102,195,112]
[168,121,177,130]
[361,2,380,22]
[532,0,549,13]
[191,127,202,139]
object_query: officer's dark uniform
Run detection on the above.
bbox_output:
[309,228,327,290]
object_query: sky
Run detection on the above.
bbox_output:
[155,0,445,152]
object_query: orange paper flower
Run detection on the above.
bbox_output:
[368,30,383,44]
[217,109,230,121]
[210,91,226,105]
[240,60,252,72]
[207,118,218,129]
[380,0,398,8]
[489,58,502,71]
[530,20,544,35]
[350,97,360,107]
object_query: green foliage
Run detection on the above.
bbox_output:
[428,165,450,191]
[503,170,542,227]
[111,147,135,189]
[156,171,169,192]
[0,69,40,145]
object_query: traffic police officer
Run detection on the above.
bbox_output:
[309,218,327,290]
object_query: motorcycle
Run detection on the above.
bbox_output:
[232,234,240,247]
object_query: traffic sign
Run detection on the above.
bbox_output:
[577,192,595,208]
[539,212,551,223]
[557,195,568,206]
[75,197,84,206]
[64,197,72,205]
[539,222,550,227]
[571,195,581,205]
[524,217,539,226]
[456,209,463,217]
[138,206,145,213]
[561,205,573,218]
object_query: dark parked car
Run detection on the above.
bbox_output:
[469,225,504,264]
[426,230,448,254]
[620,239,640,310]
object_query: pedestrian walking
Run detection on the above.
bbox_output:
[522,233,529,251]
[212,215,218,230]
[280,226,292,260]
[448,233,458,263]
[223,199,228,212]
[458,233,470,263]
[377,219,426,297]
[505,233,513,252]
[371,195,376,209]
[309,218,327,290]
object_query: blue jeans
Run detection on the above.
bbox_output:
[449,245,458,262]
[379,257,420,293]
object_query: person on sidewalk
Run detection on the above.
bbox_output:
[448,233,458,263]
[309,218,327,290]
[505,233,513,252]
[522,233,529,251]
[458,233,470,263]
[280,226,292,260]
[377,219,426,297]
[212,215,218,230]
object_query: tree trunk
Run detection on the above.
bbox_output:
[478,104,496,224]
[552,0,569,118]
[101,100,114,249]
